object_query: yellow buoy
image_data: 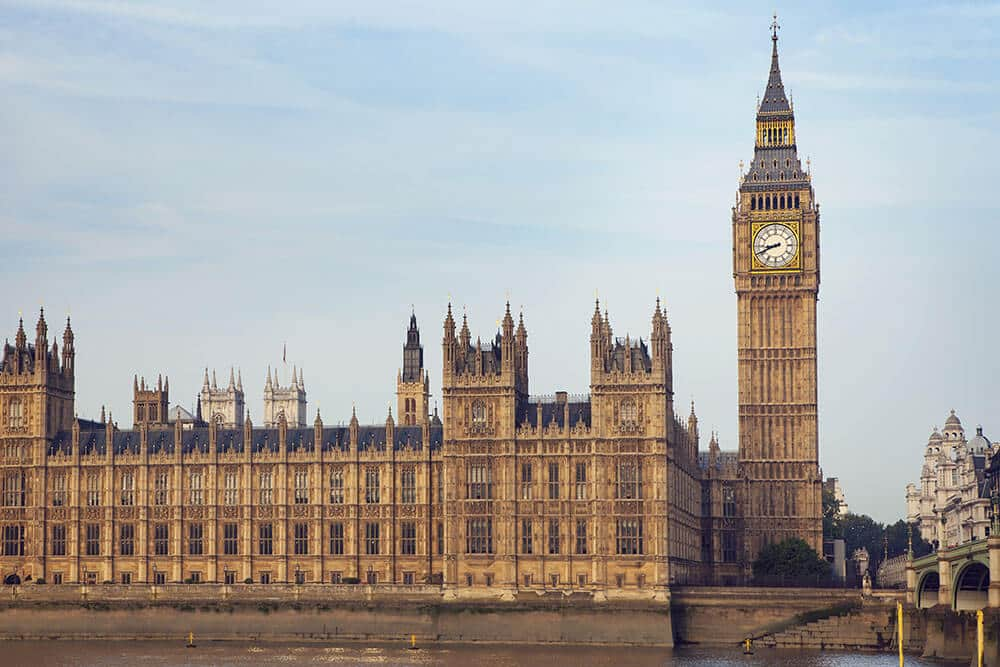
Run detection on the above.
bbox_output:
[409,633,417,650]
[186,631,196,648]
[743,637,753,655]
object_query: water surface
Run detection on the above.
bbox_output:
[0,641,953,666]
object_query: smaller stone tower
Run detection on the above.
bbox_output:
[200,367,245,428]
[133,374,169,426]
[263,365,307,427]
[397,312,429,426]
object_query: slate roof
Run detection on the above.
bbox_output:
[759,37,791,115]
[58,422,444,456]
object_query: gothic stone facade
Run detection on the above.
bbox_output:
[0,30,822,590]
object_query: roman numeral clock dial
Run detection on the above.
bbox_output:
[752,222,799,270]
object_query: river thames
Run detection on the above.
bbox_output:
[0,641,954,666]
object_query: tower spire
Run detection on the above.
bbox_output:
[760,14,790,114]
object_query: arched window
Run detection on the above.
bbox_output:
[620,399,637,424]
[6,399,23,428]
[758,196,764,210]
[794,194,800,208]
[471,400,487,425]
[750,197,756,210]
[780,194,785,209]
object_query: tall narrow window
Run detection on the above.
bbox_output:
[294,522,309,555]
[86,472,101,506]
[365,467,380,504]
[258,523,273,555]
[520,462,533,500]
[119,523,135,556]
[85,523,100,556]
[575,519,587,555]
[401,466,416,504]
[401,521,417,555]
[722,484,736,518]
[224,470,238,506]
[466,461,492,500]
[437,522,444,556]
[51,524,66,556]
[722,531,737,563]
[466,518,493,554]
[52,471,67,507]
[154,524,169,555]
[7,398,24,428]
[521,519,533,554]
[294,468,309,504]
[329,468,344,504]
[188,523,203,555]
[575,462,587,500]
[2,524,24,556]
[365,522,380,555]
[295,468,309,505]
[615,518,643,555]
[154,470,168,506]
[547,518,560,555]
[120,470,135,506]
[223,523,238,555]
[329,522,344,555]
[615,460,641,500]
[188,471,203,506]
[436,467,443,503]
[259,471,273,505]
[1,470,24,507]
[548,462,560,500]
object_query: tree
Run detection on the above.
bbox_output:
[884,519,932,559]
[752,538,831,580]
[840,512,883,573]
[823,488,843,538]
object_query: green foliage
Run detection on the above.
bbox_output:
[752,538,831,579]
[823,488,843,538]
[840,513,932,575]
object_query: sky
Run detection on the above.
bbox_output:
[1,1,998,524]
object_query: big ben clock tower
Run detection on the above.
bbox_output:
[734,18,822,560]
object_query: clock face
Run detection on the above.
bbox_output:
[753,223,799,269]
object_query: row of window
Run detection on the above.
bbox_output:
[476,461,642,501]
[32,467,431,508]
[10,460,645,509]
[15,517,646,558]
[749,193,800,211]
[39,521,433,558]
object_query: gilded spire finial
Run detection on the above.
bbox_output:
[771,12,780,42]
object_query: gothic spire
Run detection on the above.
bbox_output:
[15,315,25,350]
[759,13,791,115]
[237,368,243,392]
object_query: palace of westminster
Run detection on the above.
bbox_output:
[0,28,825,597]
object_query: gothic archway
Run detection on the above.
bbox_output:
[4,573,21,585]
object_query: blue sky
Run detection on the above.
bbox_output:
[2,1,998,523]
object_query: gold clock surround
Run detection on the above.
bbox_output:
[749,215,801,273]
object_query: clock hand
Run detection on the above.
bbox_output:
[763,242,782,251]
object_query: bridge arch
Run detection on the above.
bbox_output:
[954,561,990,611]
[916,570,940,608]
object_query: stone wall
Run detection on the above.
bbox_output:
[0,584,674,646]
[669,586,903,645]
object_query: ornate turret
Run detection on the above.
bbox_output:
[201,366,245,428]
[398,311,430,426]
[61,316,74,374]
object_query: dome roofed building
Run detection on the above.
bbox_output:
[907,410,997,549]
